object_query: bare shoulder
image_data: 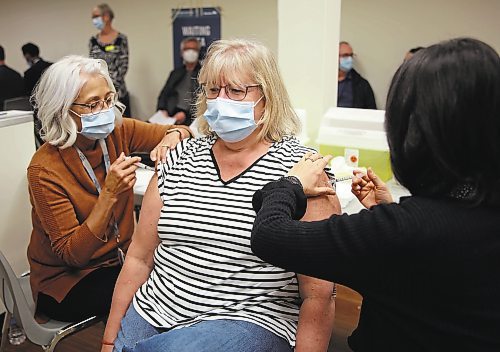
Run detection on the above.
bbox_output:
[302,173,341,221]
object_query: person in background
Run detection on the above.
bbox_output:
[404,46,425,61]
[0,45,24,111]
[156,37,201,126]
[27,55,192,323]
[21,42,52,96]
[22,42,53,148]
[89,3,131,117]
[102,39,337,352]
[337,41,376,109]
[251,38,500,351]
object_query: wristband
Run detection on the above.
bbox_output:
[280,175,303,188]
[102,340,114,346]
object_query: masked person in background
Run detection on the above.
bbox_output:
[337,41,376,109]
[27,55,192,322]
[102,39,338,352]
[156,37,201,126]
[89,3,131,117]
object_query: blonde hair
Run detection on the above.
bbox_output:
[32,55,124,149]
[195,39,300,142]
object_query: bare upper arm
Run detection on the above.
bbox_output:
[298,172,340,298]
[127,173,162,267]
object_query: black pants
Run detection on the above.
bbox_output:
[37,266,121,322]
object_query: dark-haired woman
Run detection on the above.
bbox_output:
[251,37,500,351]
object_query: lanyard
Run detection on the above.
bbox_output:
[75,139,110,193]
[74,139,125,265]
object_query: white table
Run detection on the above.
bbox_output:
[133,169,155,196]
[133,169,155,220]
[340,178,411,214]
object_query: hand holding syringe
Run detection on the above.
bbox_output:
[125,156,155,171]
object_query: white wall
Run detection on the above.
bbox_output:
[0,0,277,120]
[0,114,35,276]
[341,0,500,110]
[278,0,341,146]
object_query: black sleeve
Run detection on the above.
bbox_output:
[23,71,35,96]
[157,72,174,111]
[251,180,411,291]
[364,81,377,109]
[156,70,179,110]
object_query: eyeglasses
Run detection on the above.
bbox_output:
[201,84,261,101]
[72,93,116,114]
[339,53,356,59]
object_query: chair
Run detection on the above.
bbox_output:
[0,251,102,352]
[2,97,33,111]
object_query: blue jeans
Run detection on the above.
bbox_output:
[115,304,293,352]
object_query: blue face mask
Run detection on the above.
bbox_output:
[339,56,353,72]
[71,107,116,140]
[203,97,264,143]
[92,16,104,30]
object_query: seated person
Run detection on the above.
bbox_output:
[27,55,192,322]
[156,37,201,126]
[102,39,339,352]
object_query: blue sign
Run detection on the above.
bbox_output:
[172,7,221,68]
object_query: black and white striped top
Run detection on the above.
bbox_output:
[133,135,321,346]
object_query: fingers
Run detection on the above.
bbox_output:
[367,167,385,187]
[150,146,170,163]
[302,151,313,161]
[114,153,140,167]
[150,148,157,162]
[313,186,336,196]
[111,153,140,178]
[303,153,332,167]
[158,145,172,163]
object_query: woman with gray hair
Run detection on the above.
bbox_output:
[102,39,338,352]
[27,55,191,322]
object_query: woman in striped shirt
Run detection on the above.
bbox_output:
[102,39,340,352]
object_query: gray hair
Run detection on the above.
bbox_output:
[97,3,114,20]
[32,55,124,149]
[180,37,201,51]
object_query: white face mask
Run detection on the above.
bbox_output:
[70,107,116,140]
[182,49,199,63]
[203,96,264,143]
[92,16,104,30]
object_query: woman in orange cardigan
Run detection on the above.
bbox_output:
[27,55,191,322]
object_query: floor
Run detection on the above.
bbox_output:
[4,285,362,352]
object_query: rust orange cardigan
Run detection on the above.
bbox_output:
[27,118,190,303]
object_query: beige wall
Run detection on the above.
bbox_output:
[278,0,341,145]
[341,0,500,110]
[0,0,277,119]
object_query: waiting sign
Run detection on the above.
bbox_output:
[172,7,221,68]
